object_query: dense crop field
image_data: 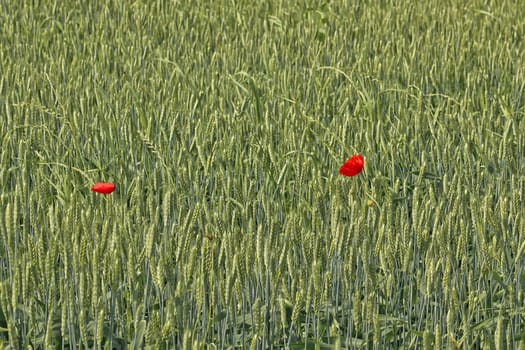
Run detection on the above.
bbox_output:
[1,1,525,349]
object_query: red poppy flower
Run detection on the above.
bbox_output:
[339,154,364,177]
[91,182,116,194]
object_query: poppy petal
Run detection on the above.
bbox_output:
[91,182,116,194]
[339,154,364,177]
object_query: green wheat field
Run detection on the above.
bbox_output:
[1,1,525,349]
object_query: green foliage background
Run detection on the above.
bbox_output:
[1,1,525,349]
